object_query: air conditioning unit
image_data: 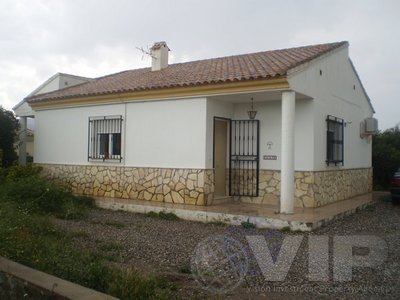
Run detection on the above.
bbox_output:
[360,118,378,138]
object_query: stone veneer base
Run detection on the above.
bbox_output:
[240,168,373,208]
[39,164,372,208]
[39,164,214,206]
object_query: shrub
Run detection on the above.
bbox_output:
[372,126,400,189]
[0,176,93,218]
[241,219,256,229]
[4,164,42,182]
[0,107,19,167]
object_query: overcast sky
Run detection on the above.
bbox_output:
[1,0,399,129]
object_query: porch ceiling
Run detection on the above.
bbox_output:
[209,90,311,103]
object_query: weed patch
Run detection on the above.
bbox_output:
[99,241,123,252]
[146,211,179,221]
[178,263,191,274]
[208,220,227,226]
[104,220,125,228]
[0,166,176,299]
[0,176,94,218]
[241,219,256,229]
[108,268,176,300]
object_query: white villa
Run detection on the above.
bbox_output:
[15,41,377,215]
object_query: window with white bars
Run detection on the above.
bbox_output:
[88,116,123,161]
[326,115,344,166]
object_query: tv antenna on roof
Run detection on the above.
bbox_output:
[136,45,156,60]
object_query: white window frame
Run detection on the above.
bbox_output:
[88,115,123,162]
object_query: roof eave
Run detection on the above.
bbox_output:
[28,76,290,110]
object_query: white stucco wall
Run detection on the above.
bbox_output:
[14,101,35,117]
[289,46,374,170]
[33,74,90,96]
[58,74,90,91]
[125,98,207,168]
[35,103,126,165]
[34,46,372,173]
[34,98,207,168]
[232,99,314,171]
[34,77,60,95]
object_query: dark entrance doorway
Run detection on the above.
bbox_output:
[229,120,260,197]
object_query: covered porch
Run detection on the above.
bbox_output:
[206,89,312,214]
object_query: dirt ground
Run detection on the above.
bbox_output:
[54,192,400,299]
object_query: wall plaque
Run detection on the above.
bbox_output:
[263,155,277,160]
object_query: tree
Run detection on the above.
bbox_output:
[372,126,400,189]
[0,106,19,167]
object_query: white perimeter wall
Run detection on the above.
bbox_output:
[35,98,207,168]
[289,46,374,170]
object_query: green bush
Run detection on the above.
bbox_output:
[3,164,43,182]
[0,106,19,167]
[372,126,400,189]
[0,176,93,218]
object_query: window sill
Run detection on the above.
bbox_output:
[326,160,344,166]
[88,158,123,163]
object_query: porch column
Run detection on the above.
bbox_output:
[280,91,295,214]
[18,116,27,166]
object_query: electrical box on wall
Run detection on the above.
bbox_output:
[360,117,378,138]
[365,118,378,133]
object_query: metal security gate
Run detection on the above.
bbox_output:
[229,120,260,197]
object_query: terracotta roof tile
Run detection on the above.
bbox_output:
[27,41,347,103]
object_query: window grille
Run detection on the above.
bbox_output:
[326,115,344,166]
[88,116,122,161]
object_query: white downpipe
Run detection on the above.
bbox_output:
[280,91,295,214]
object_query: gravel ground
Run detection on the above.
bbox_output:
[54,192,400,299]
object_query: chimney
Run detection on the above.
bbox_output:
[150,41,170,71]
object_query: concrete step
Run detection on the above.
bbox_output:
[211,196,233,205]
